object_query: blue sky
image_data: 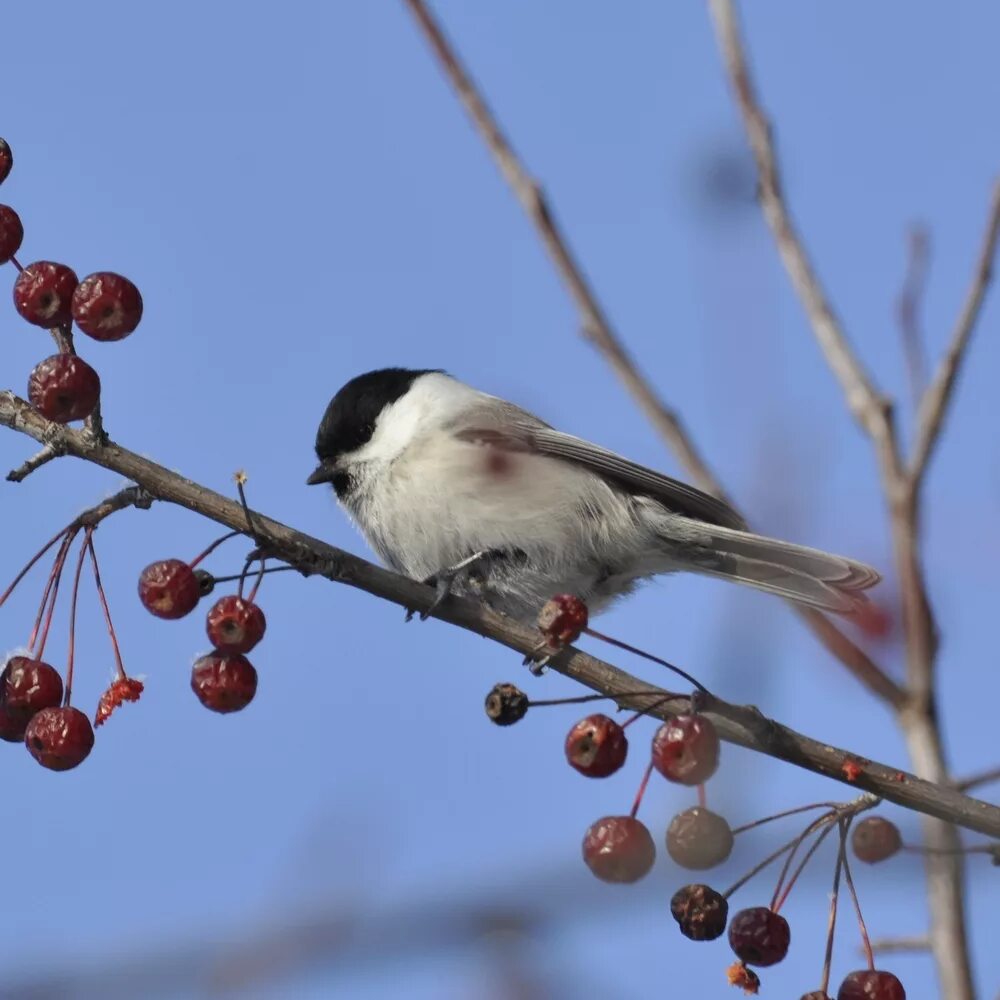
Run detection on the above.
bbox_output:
[0,3,997,999]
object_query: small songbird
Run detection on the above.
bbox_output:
[307,368,879,623]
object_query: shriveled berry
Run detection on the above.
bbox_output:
[0,656,64,741]
[24,706,94,771]
[837,970,905,1000]
[670,883,729,941]
[851,816,902,864]
[651,713,720,785]
[564,713,628,777]
[138,559,200,619]
[206,595,266,654]
[194,569,216,597]
[13,261,78,327]
[0,138,11,185]
[728,906,791,967]
[191,652,257,713]
[0,204,23,263]
[667,806,734,869]
[537,593,588,647]
[28,354,101,423]
[485,682,529,725]
[582,815,655,883]
[726,962,760,994]
[72,271,143,341]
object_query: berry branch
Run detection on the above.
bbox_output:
[1,389,998,839]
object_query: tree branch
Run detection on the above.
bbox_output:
[1,390,997,837]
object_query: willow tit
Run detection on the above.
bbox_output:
[307,368,879,623]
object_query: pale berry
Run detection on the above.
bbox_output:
[666,806,734,869]
[191,652,257,713]
[0,204,23,263]
[564,713,628,777]
[13,261,78,327]
[851,817,902,864]
[582,815,655,883]
[71,271,143,341]
[28,354,101,423]
[651,713,720,785]
[728,906,791,967]
[24,706,95,771]
[138,559,200,619]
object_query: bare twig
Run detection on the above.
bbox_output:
[0,390,997,835]
[897,225,931,409]
[955,766,1000,793]
[7,442,64,482]
[399,0,904,711]
[868,935,932,955]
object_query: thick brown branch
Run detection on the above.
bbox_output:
[400,0,903,711]
[0,390,996,836]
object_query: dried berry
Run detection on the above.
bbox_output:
[13,261,78,327]
[582,815,655,883]
[194,569,216,597]
[670,883,729,941]
[726,961,760,994]
[0,138,11,185]
[71,271,143,341]
[485,682,529,725]
[94,677,144,727]
[851,816,902,864]
[138,559,200,619]
[0,204,23,263]
[24,706,95,771]
[206,595,266,654]
[728,906,791,967]
[537,593,588,647]
[666,806,734,869]
[836,970,905,1000]
[651,713,720,785]
[27,354,101,423]
[0,656,64,741]
[564,713,628,777]
[191,652,257,713]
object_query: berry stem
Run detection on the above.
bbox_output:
[818,820,848,995]
[247,557,267,603]
[629,759,655,819]
[772,817,838,913]
[188,529,243,569]
[527,688,665,709]
[620,692,683,729]
[209,565,297,586]
[583,626,710,694]
[840,820,876,972]
[86,535,128,681]
[697,782,707,809]
[64,529,93,707]
[29,530,77,658]
[10,253,23,273]
[0,526,72,608]
[770,813,837,911]
[731,801,840,836]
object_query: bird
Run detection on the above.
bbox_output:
[306,368,879,624]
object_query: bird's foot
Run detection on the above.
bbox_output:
[404,551,487,622]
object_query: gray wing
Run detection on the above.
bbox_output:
[452,402,747,531]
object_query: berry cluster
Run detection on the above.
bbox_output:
[0,137,142,427]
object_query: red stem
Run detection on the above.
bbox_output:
[773,819,837,913]
[247,557,267,603]
[64,529,92,707]
[29,530,76,658]
[731,801,838,836]
[0,526,71,608]
[841,822,875,971]
[819,821,848,995]
[697,783,707,809]
[86,535,128,681]
[629,759,655,819]
[583,626,709,694]
[189,529,242,569]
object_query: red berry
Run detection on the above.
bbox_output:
[71,271,143,341]
[191,652,257,713]
[0,204,23,263]
[666,806,734,869]
[728,906,791,967]
[24,706,95,771]
[670,883,729,941]
[837,970,906,1000]
[0,138,11,185]
[582,815,655,883]
[801,994,831,999]
[138,559,201,619]
[205,595,267,654]
[485,682,529,725]
[651,713,720,785]
[13,261,78,327]
[564,713,628,777]
[537,593,588,647]
[851,817,902,864]
[27,353,101,424]
[0,656,64,741]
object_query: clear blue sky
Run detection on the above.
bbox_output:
[0,3,997,999]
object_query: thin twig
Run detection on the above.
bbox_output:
[6,443,64,482]
[897,225,931,410]
[868,934,932,955]
[954,766,1000,793]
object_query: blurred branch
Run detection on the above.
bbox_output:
[1,390,998,836]
[399,0,905,711]
[707,4,1000,998]
[955,766,1000,794]
[869,935,931,955]
[897,225,930,410]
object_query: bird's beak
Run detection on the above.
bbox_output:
[306,462,336,486]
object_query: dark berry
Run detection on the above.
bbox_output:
[71,271,143,341]
[651,713,720,785]
[138,559,200,619]
[194,569,216,597]
[582,815,655,883]
[851,817,902,864]
[27,354,101,423]
[666,806,734,869]
[728,906,791,967]
[837,970,906,1000]
[485,682,529,725]
[564,713,628,777]
[24,706,95,771]
[0,138,11,185]
[801,994,831,999]
[13,261,78,327]
[0,656,64,741]
[191,652,257,713]
[0,204,23,263]
[670,883,729,941]
[537,593,588,647]
[205,595,266,654]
